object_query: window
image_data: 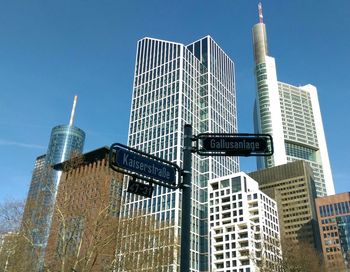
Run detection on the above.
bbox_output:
[221,179,230,188]
[232,177,241,192]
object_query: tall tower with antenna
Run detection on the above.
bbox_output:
[252,2,335,197]
[21,96,85,270]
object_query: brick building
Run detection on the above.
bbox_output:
[44,147,124,271]
[316,192,350,271]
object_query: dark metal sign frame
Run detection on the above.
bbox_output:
[196,133,274,157]
[109,143,181,190]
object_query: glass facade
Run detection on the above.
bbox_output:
[337,215,350,268]
[122,36,239,271]
[45,125,85,189]
[22,124,85,270]
[285,142,316,162]
[21,154,47,255]
[24,155,46,204]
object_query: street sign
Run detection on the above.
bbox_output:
[127,179,153,198]
[109,143,179,187]
[108,126,272,272]
[197,133,273,156]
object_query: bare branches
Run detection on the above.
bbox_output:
[252,238,327,272]
[2,150,178,271]
[115,212,178,271]
[0,200,24,234]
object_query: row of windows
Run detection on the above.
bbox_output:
[136,39,181,74]
[319,201,350,217]
[208,39,235,88]
[285,142,317,162]
[135,59,180,87]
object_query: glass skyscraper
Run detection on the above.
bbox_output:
[252,3,334,197]
[21,97,85,270]
[121,36,239,271]
[45,124,85,190]
[22,154,46,220]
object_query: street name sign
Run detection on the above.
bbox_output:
[109,143,179,187]
[197,133,273,156]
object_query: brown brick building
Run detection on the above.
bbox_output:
[316,192,350,271]
[44,147,124,271]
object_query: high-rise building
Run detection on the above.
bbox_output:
[22,154,46,219]
[21,96,85,270]
[122,36,239,271]
[208,172,282,272]
[316,192,350,271]
[252,2,334,197]
[248,160,321,250]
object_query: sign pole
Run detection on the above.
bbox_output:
[180,124,192,272]
[109,130,273,271]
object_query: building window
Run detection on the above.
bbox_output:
[232,177,241,192]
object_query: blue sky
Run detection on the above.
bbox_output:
[0,0,349,203]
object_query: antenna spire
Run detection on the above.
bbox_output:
[258,2,264,23]
[69,95,78,126]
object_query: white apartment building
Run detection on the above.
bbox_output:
[209,173,282,272]
[121,36,239,271]
[252,3,334,196]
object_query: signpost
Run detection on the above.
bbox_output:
[109,128,274,272]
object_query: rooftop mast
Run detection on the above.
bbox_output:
[69,95,78,126]
[258,2,264,23]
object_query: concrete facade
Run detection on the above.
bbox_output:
[249,160,321,250]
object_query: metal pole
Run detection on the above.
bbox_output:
[180,124,192,272]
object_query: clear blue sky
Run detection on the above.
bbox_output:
[0,0,349,203]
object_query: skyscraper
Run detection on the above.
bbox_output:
[21,96,85,270]
[121,36,239,271]
[252,3,334,197]
[21,154,46,225]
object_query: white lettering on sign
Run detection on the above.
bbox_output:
[121,153,171,180]
[209,139,260,151]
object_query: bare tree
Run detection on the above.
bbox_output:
[0,200,24,234]
[115,211,178,271]
[1,150,178,271]
[280,239,325,272]
[0,152,87,271]
[0,200,26,271]
[43,151,177,272]
[252,238,326,272]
